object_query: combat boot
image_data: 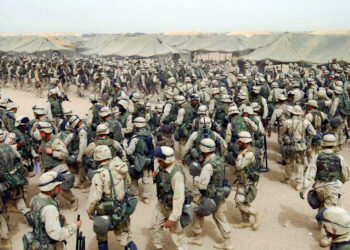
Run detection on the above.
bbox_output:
[252,212,264,231]
[214,238,233,250]
[0,239,12,249]
[280,178,291,184]
[188,235,202,246]
[295,183,302,191]
[233,222,252,229]
[70,198,78,212]
[320,236,331,247]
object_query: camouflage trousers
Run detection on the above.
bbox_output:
[315,185,339,211]
[192,200,231,240]
[235,183,257,222]
[96,219,131,245]
[149,202,187,249]
[4,186,30,215]
[129,168,152,199]
[306,145,320,164]
[285,150,307,184]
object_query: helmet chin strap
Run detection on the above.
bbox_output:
[51,190,57,198]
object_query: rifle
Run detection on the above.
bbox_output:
[76,214,85,250]
[260,135,269,172]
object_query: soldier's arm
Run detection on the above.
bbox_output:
[244,117,258,132]
[63,133,74,147]
[77,130,88,162]
[213,131,228,154]
[339,155,349,183]
[174,108,185,126]
[301,155,317,192]
[236,151,254,171]
[194,163,213,190]
[123,138,138,155]
[160,103,172,124]
[113,141,128,162]
[305,120,317,136]
[87,172,104,217]
[42,205,77,241]
[122,114,133,135]
[86,108,93,126]
[262,98,268,119]
[45,102,53,122]
[84,142,96,157]
[51,138,68,160]
[169,171,185,222]
[225,123,232,143]
[182,132,197,157]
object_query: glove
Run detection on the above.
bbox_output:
[299,192,304,200]
[164,219,173,229]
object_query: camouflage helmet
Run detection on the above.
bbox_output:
[39,171,64,192]
[175,95,186,105]
[318,207,350,236]
[155,104,164,113]
[199,116,212,129]
[221,95,232,103]
[228,105,239,115]
[211,88,220,95]
[37,122,52,133]
[335,81,343,88]
[321,133,337,147]
[69,115,81,128]
[306,100,318,108]
[164,90,174,100]
[145,103,151,111]
[250,102,261,113]
[0,98,8,108]
[238,131,252,143]
[99,107,111,117]
[6,102,18,111]
[237,91,248,100]
[133,117,147,128]
[49,88,58,96]
[291,105,304,116]
[271,82,278,88]
[167,77,176,84]
[131,92,141,102]
[15,116,29,127]
[252,86,261,93]
[278,94,287,101]
[317,88,327,98]
[96,123,110,135]
[63,109,73,117]
[94,145,112,161]
[184,77,191,83]
[199,138,216,153]
[334,86,343,94]
[198,81,207,89]
[89,93,99,102]
[198,105,209,115]
[32,105,46,115]
[154,146,175,164]
[243,106,254,116]
[117,100,129,110]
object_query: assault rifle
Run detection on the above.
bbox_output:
[76,215,85,250]
[260,135,269,172]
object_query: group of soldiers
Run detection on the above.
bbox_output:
[0,53,350,250]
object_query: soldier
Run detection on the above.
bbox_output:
[189,138,232,250]
[150,146,188,250]
[123,117,154,204]
[280,105,316,190]
[34,64,44,98]
[84,123,127,163]
[46,89,63,129]
[159,91,177,147]
[3,102,17,132]
[37,122,78,211]
[87,93,103,136]
[174,95,194,149]
[300,133,349,247]
[99,107,122,142]
[316,207,350,249]
[234,131,264,230]
[87,145,135,250]
[75,68,87,97]
[225,105,257,165]
[27,171,82,249]
[250,86,268,122]
[267,94,291,165]
[67,115,90,189]
[117,99,133,139]
[130,93,146,119]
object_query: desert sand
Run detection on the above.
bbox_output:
[2,86,349,250]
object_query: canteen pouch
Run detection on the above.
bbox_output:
[61,172,75,190]
[93,215,111,235]
[245,184,258,204]
[96,201,115,215]
[307,189,321,209]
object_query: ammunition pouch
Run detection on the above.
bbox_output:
[195,197,217,217]
[61,172,75,190]
[307,189,321,209]
[245,184,258,203]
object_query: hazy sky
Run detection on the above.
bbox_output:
[0,0,349,33]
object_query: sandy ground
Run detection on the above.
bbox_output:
[2,85,350,250]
